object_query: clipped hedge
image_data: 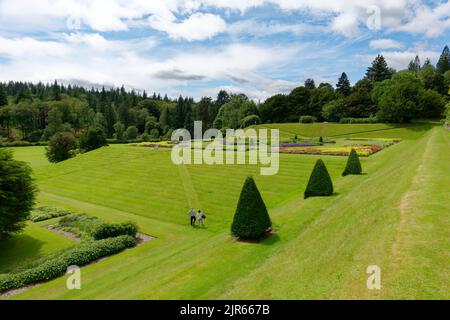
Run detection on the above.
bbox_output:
[299,115,317,123]
[91,222,138,240]
[340,117,379,124]
[0,235,136,293]
[231,176,272,240]
[0,141,47,148]
[304,159,334,199]
[342,148,362,176]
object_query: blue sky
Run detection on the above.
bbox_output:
[0,0,449,100]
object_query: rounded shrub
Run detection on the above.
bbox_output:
[304,159,334,199]
[299,115,317,123]
[231,176,272,240]
[342,148,362,176]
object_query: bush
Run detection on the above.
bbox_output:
[0,235,136,293]
[0,149,37,240]
[304,159,334,199]
[340,117,378,124]
[299,115,317,123]
[30,207,72,222]
[46,132,78,163]
[240,115,261,128]
[231,176,272,240]
[91,222,138,240]
[79,128,107,152]
[125,126,139,140]
[342,149,362,176]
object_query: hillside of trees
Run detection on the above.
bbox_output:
[0,45,449,144]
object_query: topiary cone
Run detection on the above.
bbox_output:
[342,148,362,176]
[231,176,272,240]
[304,159,334,199]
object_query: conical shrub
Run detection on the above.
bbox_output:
[231,176,272,240]
[304,159,334,199]
[342,148,362,176]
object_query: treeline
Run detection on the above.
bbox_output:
[0,45,449,144]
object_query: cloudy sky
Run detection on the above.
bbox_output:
[0,0,449,100]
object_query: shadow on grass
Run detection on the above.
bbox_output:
[0,235,45,274]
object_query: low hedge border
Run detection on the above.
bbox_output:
[0,235,136,293]
[91,222,138,240]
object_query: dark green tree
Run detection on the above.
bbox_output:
[304,78,316,89]
[342,149,362,176]
[79,128,107,152]
[408,55,421,73]
[304,159,334,199]
[366,55,394,82]
[336,72,351,96]
[437,45,450,74]
[231,176,272,240]
[0,84,8,106]
[46,132,77,163]
[0,149,37,240]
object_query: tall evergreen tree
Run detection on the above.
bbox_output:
[175,96,185,129]
[336,72,351,96]
[437,45,450,74]
[366,55,393,82]
[304,78,316,89]
[0,84,8,106]
[52,80,61,101]
[231,176,272,240]
[408,55,421,73]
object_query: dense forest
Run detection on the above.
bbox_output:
[0,45,449,145]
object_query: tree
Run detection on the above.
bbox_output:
[408,55,421,73]
[342,149,362,176]
[79,128,107,152]
[321,99,346,122]
[304,159,334,199]
[125,126,138,140]
[304,78,316,89]
[336,72,351,96]
[437,45,450,74]
[288,86,312,118]
[0,149,36,240]
[231,176,272,240]
[366,55,394,82]
[0,84,8,107]
[46,132,77,163]
[374,71,445,122]
[113,121,125,140]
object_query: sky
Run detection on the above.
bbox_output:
[0,0,449,101]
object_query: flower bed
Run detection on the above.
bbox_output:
[279,145,385,157]
[129,141,178,148]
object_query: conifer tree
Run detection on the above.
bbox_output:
[336,72,351,96]
[231,176,272,240]
[342,149,362,176]
[437,45,450,74]
[0,84,7,107]
[366,55,393,82]
[304,159,334,199]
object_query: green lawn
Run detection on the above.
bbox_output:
[2,122,448,299]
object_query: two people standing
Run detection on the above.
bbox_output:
[189,208,206,227]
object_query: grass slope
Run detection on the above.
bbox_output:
[3,123,448,300]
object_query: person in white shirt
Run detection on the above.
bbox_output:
[197,210,205,227]
[189,208,196,226]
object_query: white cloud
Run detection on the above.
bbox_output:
[369,38,403,49]
[0,33,301,99]
[393,2,450,37]
[149,12,227,41]
[0,0,442,39]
